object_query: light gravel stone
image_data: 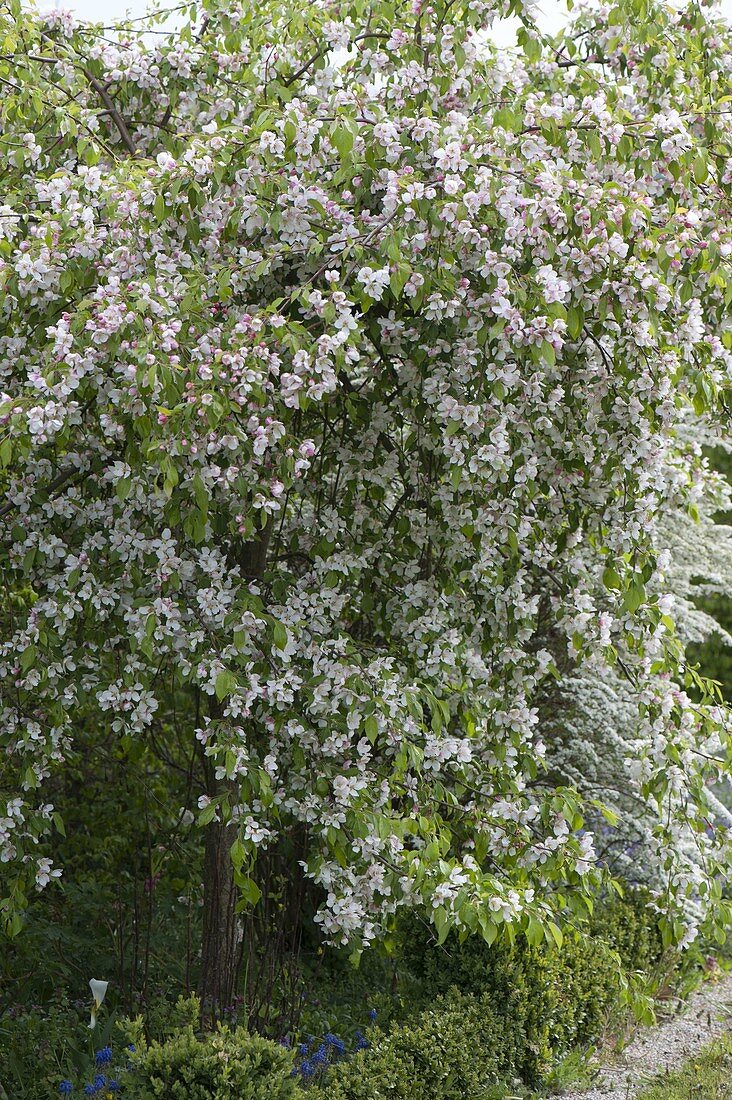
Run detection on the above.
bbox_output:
[559,972,732,1099]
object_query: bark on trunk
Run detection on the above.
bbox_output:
[198,521,274,1021]
[199,810,241,1018]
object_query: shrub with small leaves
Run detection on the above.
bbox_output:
[397,890,664,1081]
[123,1026,303,1100]
[591,889,665,976]
[312,989,520,1100]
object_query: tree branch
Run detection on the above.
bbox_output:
[82,69,138,154]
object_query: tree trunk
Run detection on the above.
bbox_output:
[198,522,274,1021]
[199,809,241,1019]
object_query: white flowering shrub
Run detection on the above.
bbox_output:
[1,0,732,968]
[544,463,732,942]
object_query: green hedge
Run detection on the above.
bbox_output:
[386,931,621,1083]
[312,988,521,1100]
[123,1025,303,1100]
[336,888,665,1088]
[590,887,665,974]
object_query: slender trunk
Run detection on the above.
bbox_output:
[198,521,274,1021]
[199,809,241,1019]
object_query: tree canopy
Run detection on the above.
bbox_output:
[2,0,732,986]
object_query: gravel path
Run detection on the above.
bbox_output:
[559,972,732,1099]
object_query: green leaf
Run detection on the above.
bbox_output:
[602,566,622,590]
[20,645,37,672]
[390,263,410,299]
[547,921,563,949]
[332,124,354,157]
[4,911,23,938]
[215,670,237,700]
[230,837,246,871]
[238,876,262,906]
[192,472,209,513]
[519,29,542,63]
[525,915,544,946]
[198,802,217,826]
[623,582,645,613]
[364,715,379,744]
[541,340,556,366]
[600,804,620,826]
[116,477,132,502]
[567,306,584,339]
[478,914,498,945]
[434,906,451,945]
[493,106,519,131]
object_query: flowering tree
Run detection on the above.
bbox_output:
[2,0,732,1009]
[546,472,732,919]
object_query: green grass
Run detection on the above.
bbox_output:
[636,1032,732,1100]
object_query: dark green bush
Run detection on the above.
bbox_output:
[123,1025,303,1100]
[0,892,671,1100]
[298,944,401,1039]
[314,988,520,1100]
[590,888,664,974]
[396,889,664,1081]
[401,932,623,1080]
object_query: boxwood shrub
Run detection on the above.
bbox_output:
[590,888,665,974]
[394,888,665,1082]
[123,1025,303,1100]
[313,988,521,1100]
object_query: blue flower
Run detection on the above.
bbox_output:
[312,1043,329,1065]
[59,1084,74,1095]
[300,1059,315,1077]
[355,1035,370,1051]
[325,1033,346,1056]
[298,1042,309,1056]
[368,1008,377,1021]
[93,1075,106,1089]
[109,1082,121,1093]
[95,1047,113,1066]
[127,1043,136,1053]
[83,1087,96,1097]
